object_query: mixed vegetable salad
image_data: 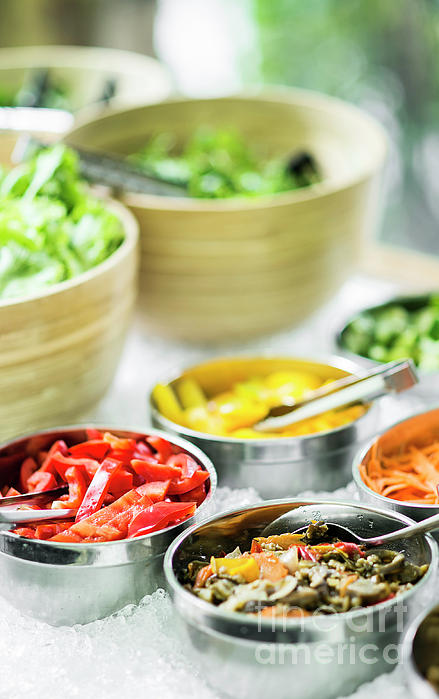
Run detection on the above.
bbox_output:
[341,296,439,370]
[0,144,124,301]
[6,430,209,542]
[185,522,428,616]
[153,369,366,438]
[128,127,319,199]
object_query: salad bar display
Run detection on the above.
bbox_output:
[1,47,439,699]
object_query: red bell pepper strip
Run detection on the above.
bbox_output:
[19,457,38,492]
[333,542,365,558]
[40,440,68,474]
[131,459,181,482]
[107,468,134,499]
[26,471,57,493]
[250,539,264,554]
[82,494,154,542]
[14,527,37,539]
[136,480,171,503]
[35,522,73,540]
[69,440,110,460]
[5,487,21,497]
[132,441,156,460]
[48,452,99,482]
[168,469,209,495]
[75,458,122,522]
[147,436,173,462]
[179,483,207,506]
[128,501,196,538]
[103,432,136,452]
[297,546,318,562]
[52,466,88,509]
[86,428,103,440]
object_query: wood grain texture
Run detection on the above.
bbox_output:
[66,91,387,342]
[0,137,139,440]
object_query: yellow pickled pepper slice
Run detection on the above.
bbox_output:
[152,383,185,425]
[210,555,260,582]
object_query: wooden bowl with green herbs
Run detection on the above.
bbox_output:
[66,91,387,342]
[0,139,138,441]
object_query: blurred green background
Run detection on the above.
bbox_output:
[1,0,438,255]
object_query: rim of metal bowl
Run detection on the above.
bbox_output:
[402,602,439,699]
[0,424,217,565]
[164,497,438,641]
[335,292,439,370]
[352,405,439,512]
[149,353,376,447]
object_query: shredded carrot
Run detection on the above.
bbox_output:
[360,437,439,504]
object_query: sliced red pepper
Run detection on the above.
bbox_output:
[131,459,181,483]
[333,542,365,558]
[86,428,103,440]
[19,457,38,492]
[83,494,154,542]
[147,436,174,462]
[54,466,87,509]
[168,469,209,495]
[297,545,318,562]
[103,432,136,452]
[179,483,207,506]
[14,527,37,539]
[40,440,68,474]
[107,468,134,499]
[250,539,263,554]
[132,440,156,460]
[128,501,196,537]
[5,487,21,497]
[49,452,99,482]
[69,440,110,460]
[35,522,73,540]
[26,471,57,493]
[136,480,171,503]
[75,458,122,522]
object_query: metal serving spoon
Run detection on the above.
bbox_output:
[262,504,439,548]
[254,359,418,432]
[0,486,67,508]
[0,508,77,527]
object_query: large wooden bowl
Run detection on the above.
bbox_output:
[0,45,172,118]
[0,138,139,441]
[66,90,387,342]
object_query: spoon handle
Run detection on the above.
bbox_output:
[368,512,439,546]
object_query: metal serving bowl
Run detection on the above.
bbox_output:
[402,603,439,699]
[164,499,437,699]
[353,407,439,524]
[0,426,216,626]
[335,292,439,398]
[149,355,377,499]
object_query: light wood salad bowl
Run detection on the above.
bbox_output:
[66,90,387,342]
[0,136,139,441]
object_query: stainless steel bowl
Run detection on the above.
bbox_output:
[164,499,437,699]
[149,355,377,499]
[335,292,439,398]
[353,407,439,524]
[0,426,217,626]
[402,603,439,699]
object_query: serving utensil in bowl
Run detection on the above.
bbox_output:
[261,502,439,546]
[254,359,417,432]
[0,426,216,626]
